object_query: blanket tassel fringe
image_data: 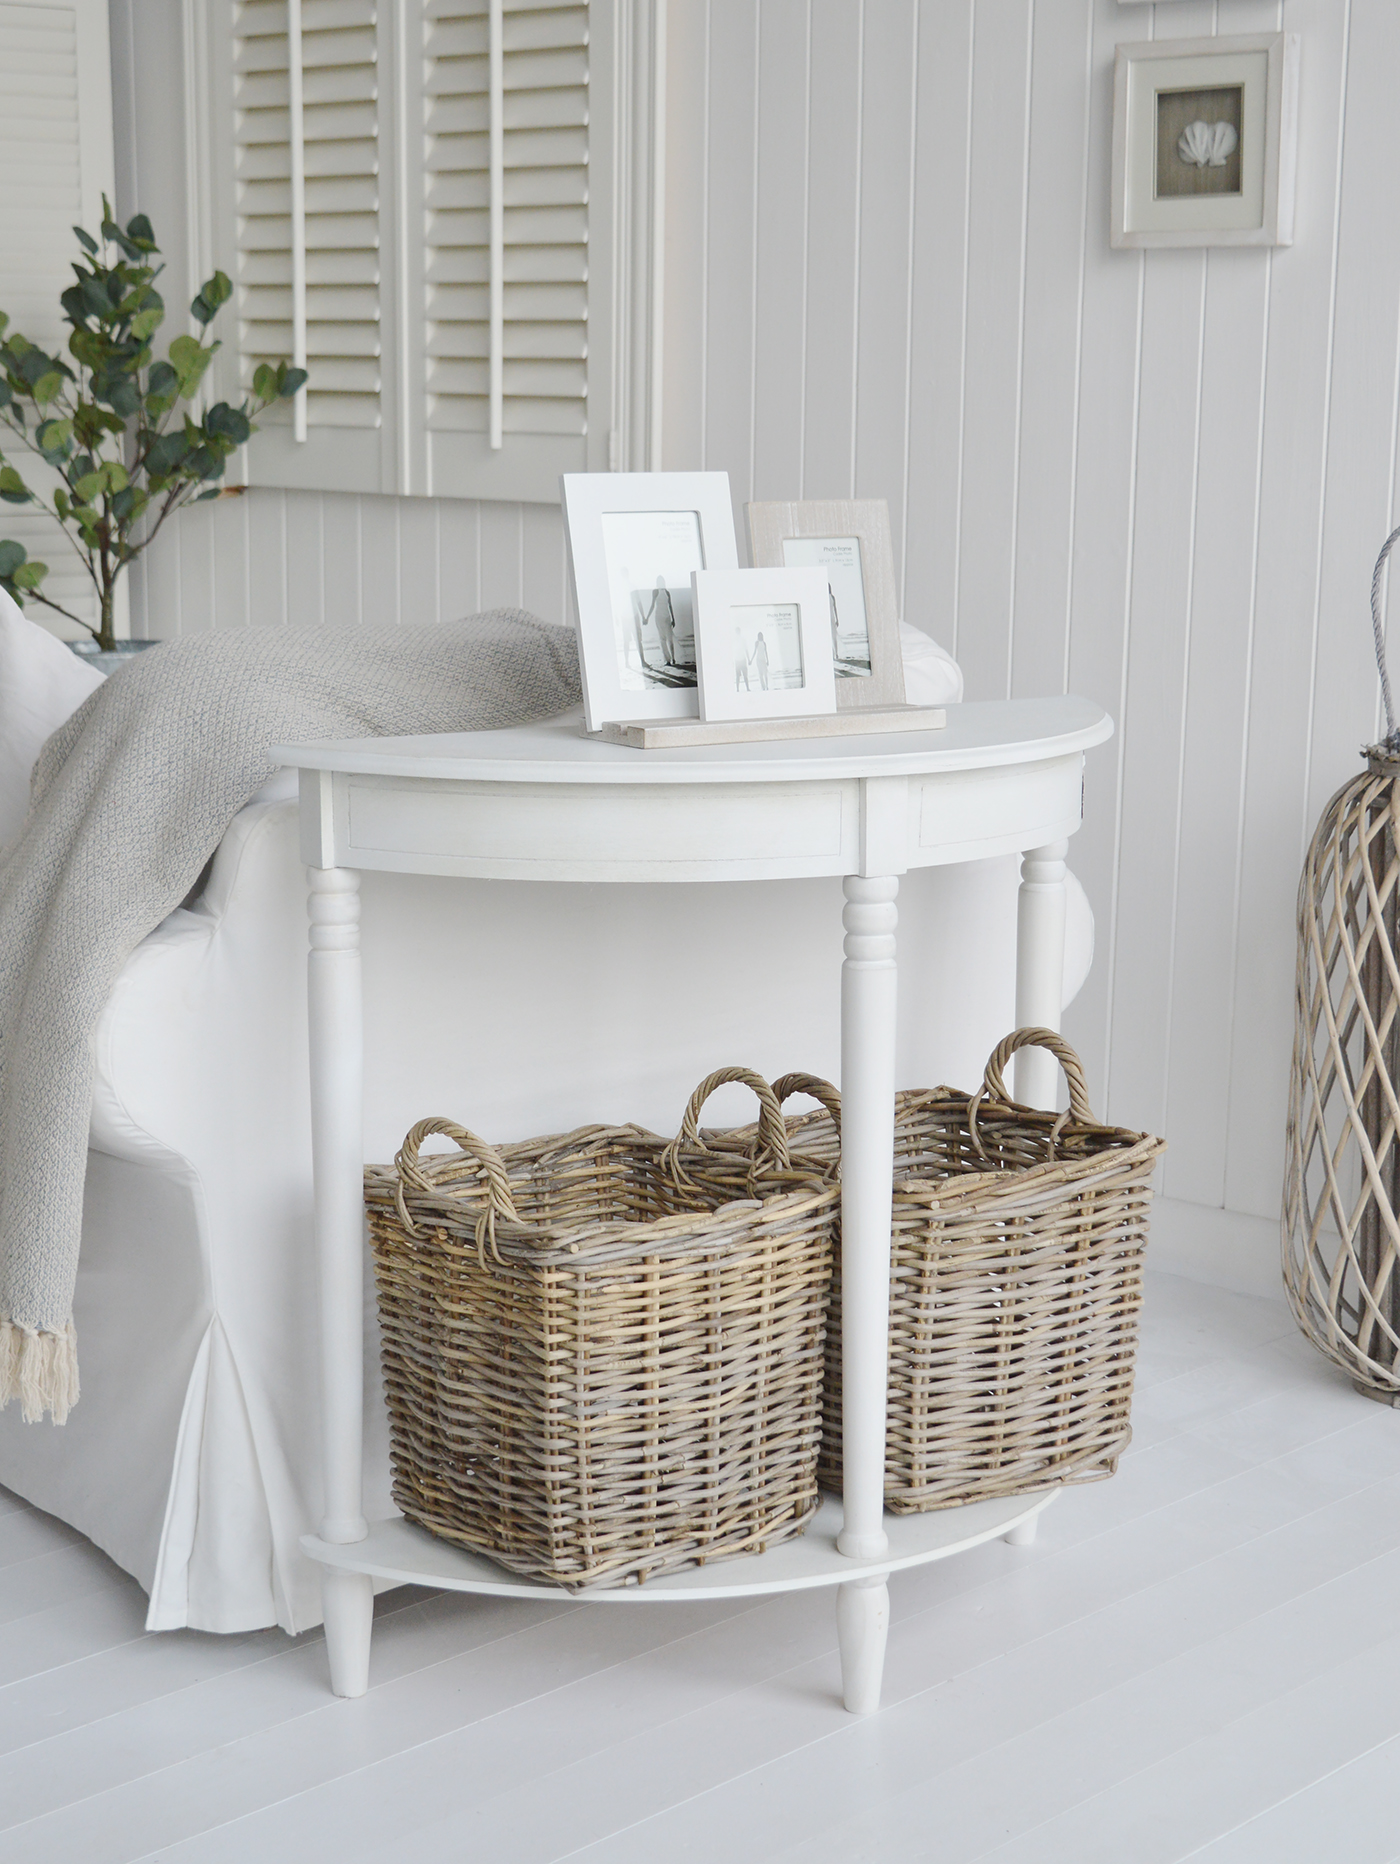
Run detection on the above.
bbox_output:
[0,1319,79,1423]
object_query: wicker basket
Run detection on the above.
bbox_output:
[736,1030,1165,1512]
[364,1068,840,1591]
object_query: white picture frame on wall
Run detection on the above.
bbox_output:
[1111,33,1298,249]
[561,472,740,733]
[691,568,838,723]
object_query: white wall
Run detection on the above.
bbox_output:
[117,0,1400,1288]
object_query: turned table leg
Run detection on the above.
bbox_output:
[308,865,374,1697]
[1013,840,1068,1111]
[837,873,898,1713]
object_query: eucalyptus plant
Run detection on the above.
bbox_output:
[0,201,306,651]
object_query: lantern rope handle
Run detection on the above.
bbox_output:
[1372,526,1400,748]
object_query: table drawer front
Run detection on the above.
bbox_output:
[910,755,1083,865]
[337,778,857,880]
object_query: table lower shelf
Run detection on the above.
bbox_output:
[302,1489,1055,1603]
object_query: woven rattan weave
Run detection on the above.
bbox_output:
[364,1069,840,1590]
[1285,749,1400,1400]
[735,1031,1164,1512]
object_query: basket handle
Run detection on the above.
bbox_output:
[662,1067,792,1188]
[393,1116,521,1251]
[979,1028,1096,1120]
[772,1072,842,1133]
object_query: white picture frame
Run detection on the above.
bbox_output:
[745,499,906,710]
[561,471,740,733]
[1111,34,1298,249]
[691,567,838,723]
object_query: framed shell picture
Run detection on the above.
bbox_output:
[744,499,906,711]
[1111,33,1299,249]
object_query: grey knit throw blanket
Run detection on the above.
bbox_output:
[0,611,581,1422]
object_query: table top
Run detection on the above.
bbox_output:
[273,695,1112,788]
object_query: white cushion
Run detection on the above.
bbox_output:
[899,620,964,707]
[0,591,105,859]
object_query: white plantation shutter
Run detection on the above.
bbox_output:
[205,0,655,502]
[0,0,116,636]
[216,0,397,492]
[418,1,593,498]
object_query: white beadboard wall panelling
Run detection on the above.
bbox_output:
[1007,0,1094,705]
[1102,228,1208,1144]
[852,0,918,590]
[1161,245,1271,1208]
[800,1,862,504]
[1305,2,1400,835]
[1059,0,1147,1107]
[1225,0,1363,1222]
[954,0,1034,707]
[702,0,760,513]
[322,495,363,631]
[128,491,572,637]
[751,0,810,511]
[659,0,709,476]
[901,1,974,647]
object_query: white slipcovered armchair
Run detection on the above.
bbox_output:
[0,610,1093,1634]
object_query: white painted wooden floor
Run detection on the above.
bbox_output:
[3,1271,1400,1864]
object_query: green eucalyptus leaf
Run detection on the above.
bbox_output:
[204,401,251,445]
[112,485,149,524]
[0,465,33,503]
[31,371,62,405]
[73,226,99,256]
[168,333,213,397]
[0,539,26,578]
[103,460,129,493]
[144,431,188,476]
[35,417,73,455]
[73,471,103,502]
[12,559,47,590]
[130,305,163,342]
[277,367,309,400]
[106,377,142,419]
[124,212,156,251]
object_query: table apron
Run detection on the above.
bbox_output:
[301,755,1086,880]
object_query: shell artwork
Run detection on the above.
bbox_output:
[1178,119,1239,168]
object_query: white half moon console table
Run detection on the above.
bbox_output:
[274,694,1113,1713]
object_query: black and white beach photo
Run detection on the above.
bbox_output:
[780,535,873,678]
[731,602,806,694]
[600,509,704,691]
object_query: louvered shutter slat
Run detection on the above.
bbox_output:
[423,0,588,464]
[232,0,382,449]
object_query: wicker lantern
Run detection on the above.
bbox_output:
[1285,528,1400,1403]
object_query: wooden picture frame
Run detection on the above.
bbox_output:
[561,471,740,733]
[691,567,838,723]
[745,499,906,711]
[1111,34,1298,250]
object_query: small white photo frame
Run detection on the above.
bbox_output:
[1111,33,1298,249]
[561,471,740,732]
[692,567,837,723]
